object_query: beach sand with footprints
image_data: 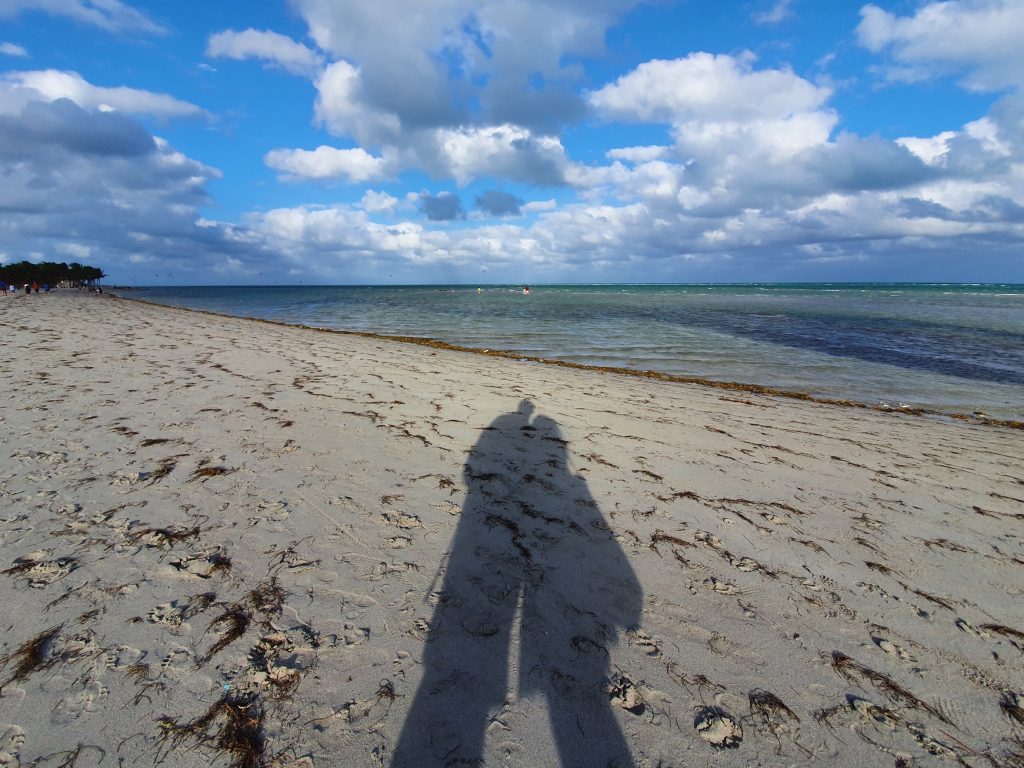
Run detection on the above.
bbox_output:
[0,290,1022,767]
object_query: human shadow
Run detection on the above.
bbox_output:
[391,400,642,767]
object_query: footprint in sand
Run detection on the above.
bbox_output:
[51,680,109,724]
[694,706,743,748]
[111,471,145,487]
[55,630,101,663]
[383,511,421,529]
[3,551,77,587]
[165,547,231,579]
[955,618,991,638]
[871,635,917,663]
[848,695,900,729]
[694,531,722,548]
[232,628,319,697]
[257,500,290,521]
[0,725,25,768]
[703,576,742,595]
[748,689,801,741]
[906,722,961,759]
[102,646,143,672]
[626,629,662,657]
[731,556,765,574]
[146,602,192,633]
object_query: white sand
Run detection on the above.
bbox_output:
[0,290,1021,767]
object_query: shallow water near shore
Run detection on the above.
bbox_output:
[132,283,1024,419]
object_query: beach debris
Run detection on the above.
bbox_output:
[980,624,1024,651]
[830,651,951,725]
[244,627,320,699]
[146,455,182,485]
[0,624,62,689]
[2,553,77,587]
[190,465,235,481]
[139,437,173,447]
[128,522,202,549]
[199,607,250,667]
[1000,691,1024,728]
[694,706,743,749]
[168,546,233,579]
[749,688,800,725]
[649,530,694,554]
[865,561,899,576]
[157,691,267,768]
[198,578,287,666]
[607,673,646,715]
[749,689,807,756]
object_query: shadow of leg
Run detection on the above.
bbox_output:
[390,572,519,767]
[548,695,636,768]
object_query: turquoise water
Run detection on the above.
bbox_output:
[131,283,1024,419]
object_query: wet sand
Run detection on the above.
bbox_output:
[0,290,1022,767]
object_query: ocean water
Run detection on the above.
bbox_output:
[130,283,1024,420]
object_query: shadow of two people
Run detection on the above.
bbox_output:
[391,400,642,767]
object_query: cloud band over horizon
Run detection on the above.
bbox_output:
[0,0,1022,284]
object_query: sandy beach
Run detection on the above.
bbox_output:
[0,290,1022,767]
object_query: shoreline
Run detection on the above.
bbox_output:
[1,291,1022,766]
[121,293,1024,431]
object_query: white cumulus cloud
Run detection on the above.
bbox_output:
[421,124,570,186]
[314,60,401,145]
[294,0,639,134]
[360,190,399,213]
[857,0,1024,90]
[3,69,203,118]
[589,52,831,124]
[206,29,322,77]
[264,145,391,183]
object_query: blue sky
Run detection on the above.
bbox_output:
[1,0,1022,284]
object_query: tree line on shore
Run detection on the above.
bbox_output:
[0,260,106,288]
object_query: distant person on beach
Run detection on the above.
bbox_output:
[0,282,6,295]
[523,285,530,294]
[24,284,30,295]
[31,282,39,294]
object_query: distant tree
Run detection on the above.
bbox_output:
[0,259,106,287]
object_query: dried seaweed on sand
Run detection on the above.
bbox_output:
[0,624,62,689]
[158,692,267,768]
[830,651,951,725]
